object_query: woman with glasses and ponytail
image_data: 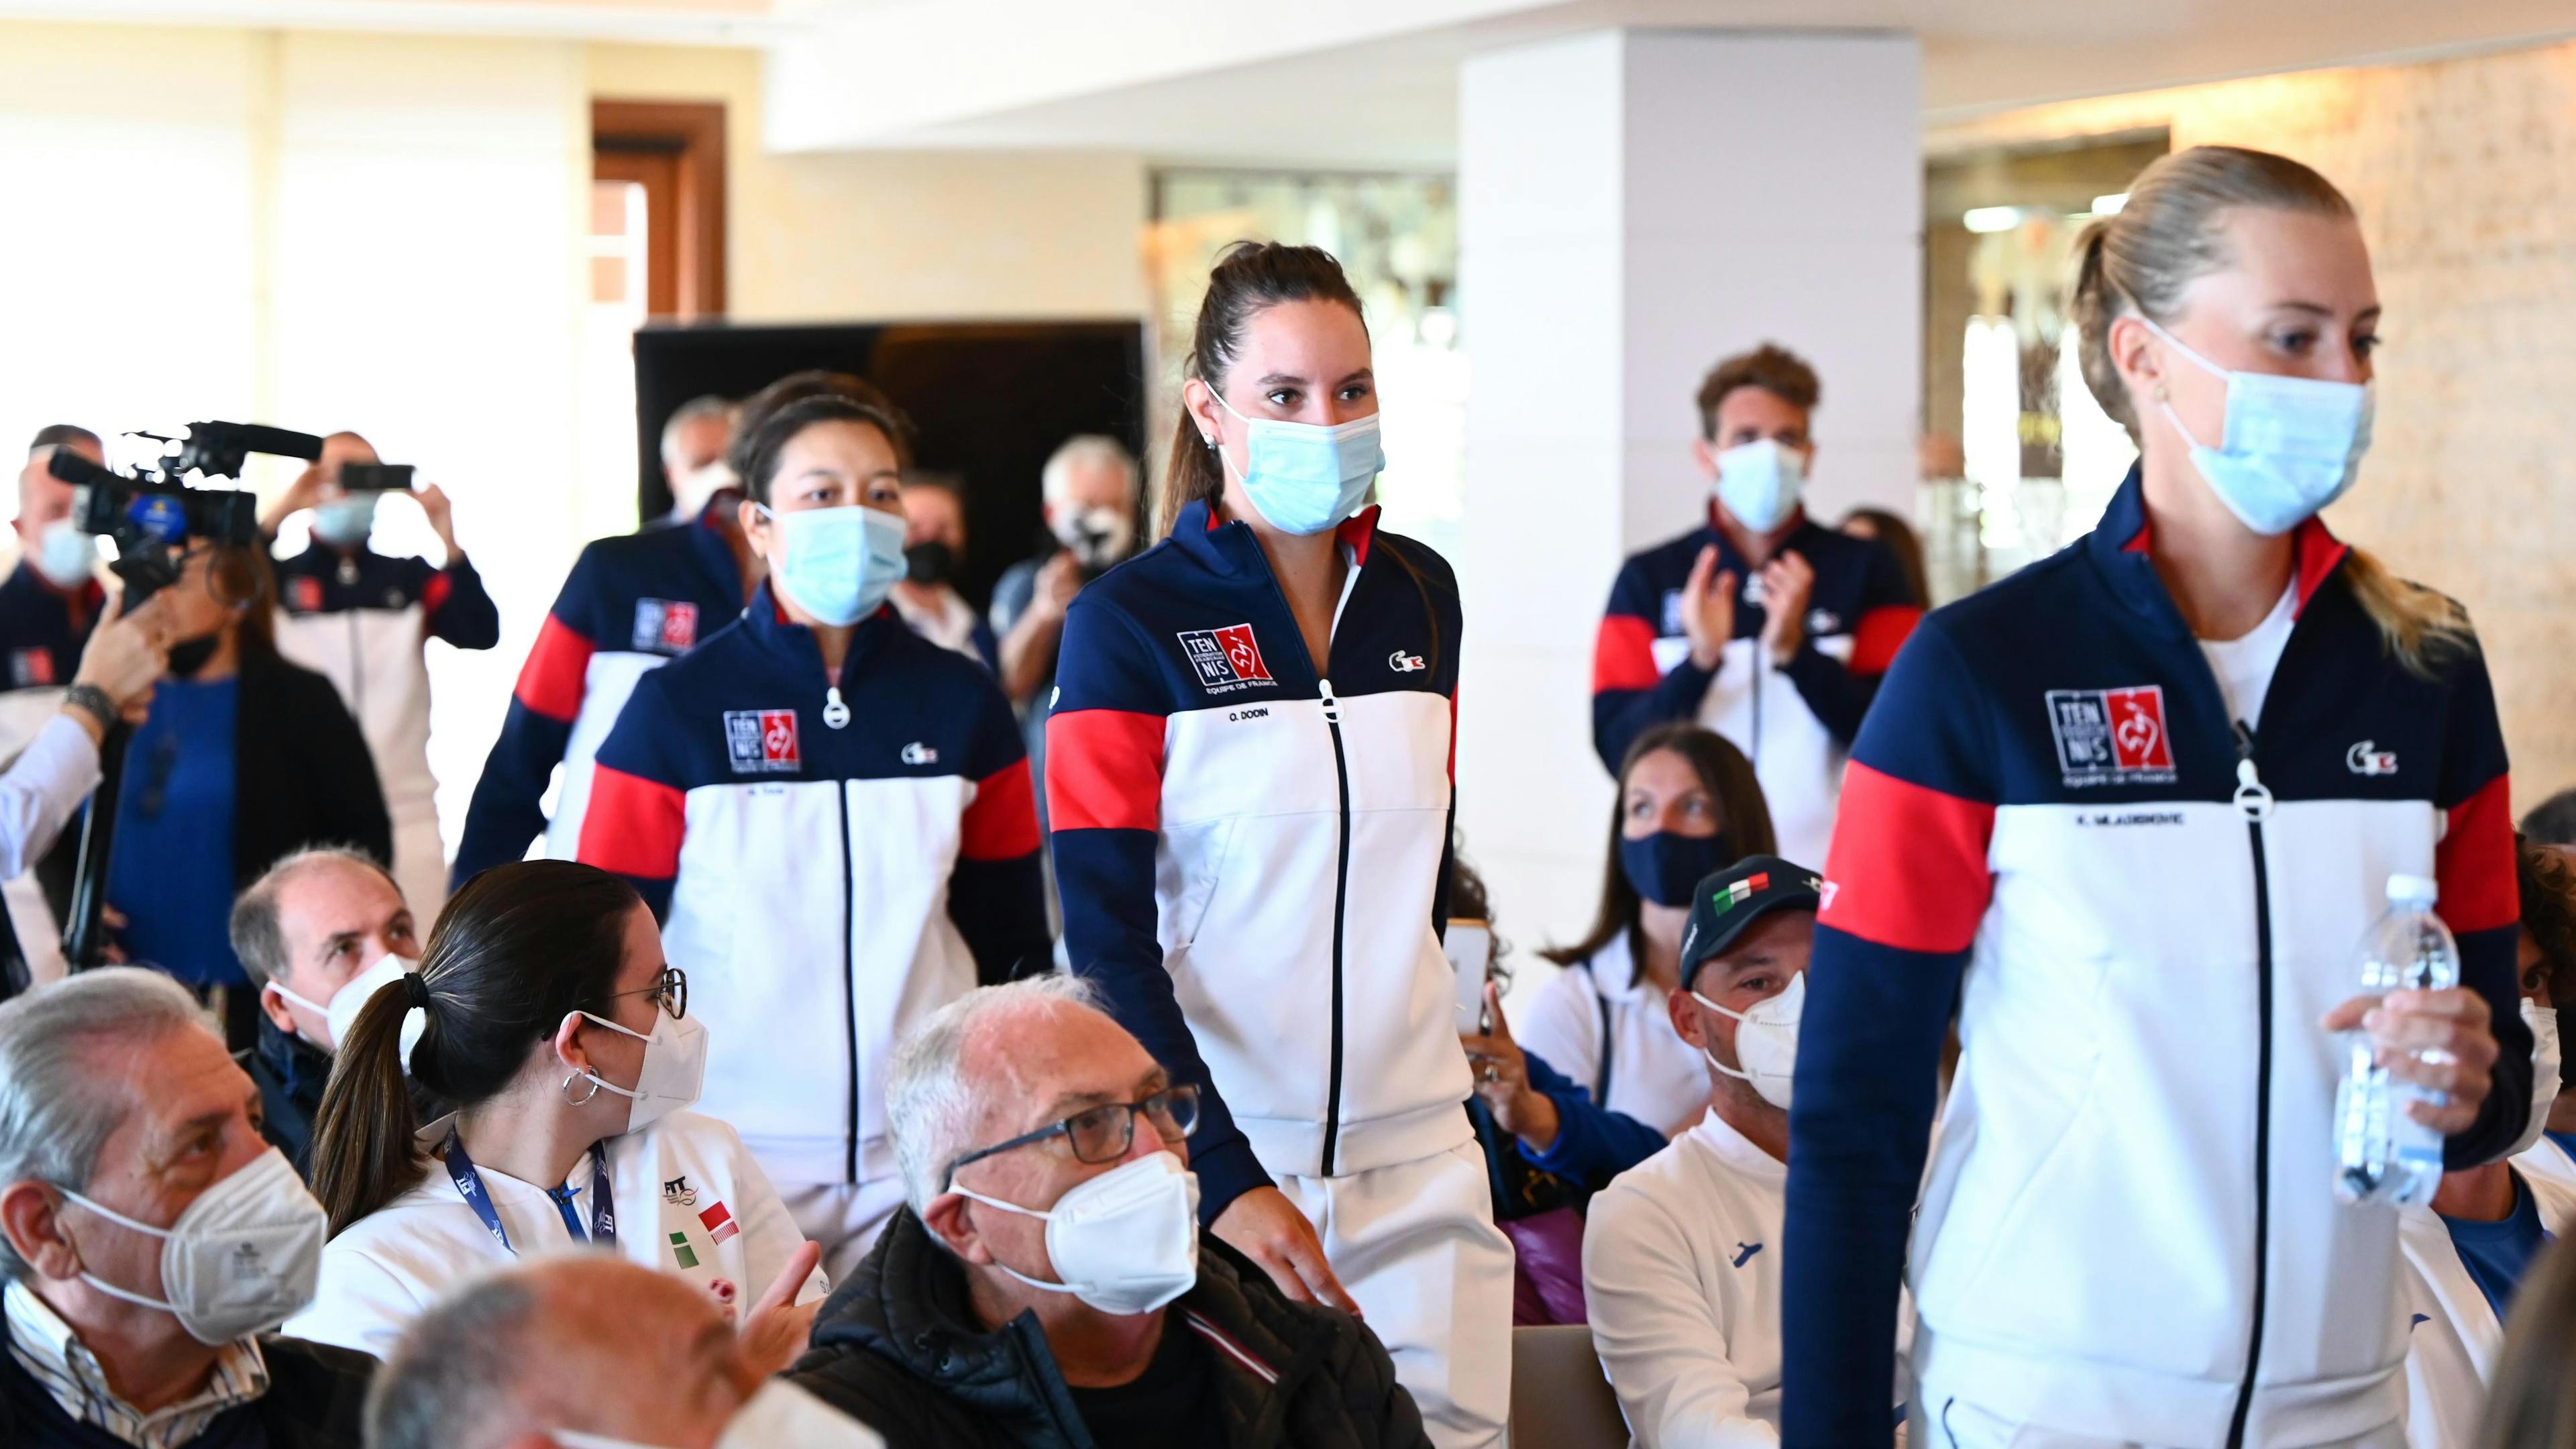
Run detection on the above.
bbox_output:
[288,861,824,1366]
[1782,147,2530,1448]
[1049,241,1511,1447]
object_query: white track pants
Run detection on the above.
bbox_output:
[1276,1140,1515,1449]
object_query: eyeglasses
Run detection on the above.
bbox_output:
[943,1084,1200,1188]
[606,967,686,1020]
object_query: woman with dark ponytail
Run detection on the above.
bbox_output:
[1048,241,1510,1445]
[286,861,823,1364]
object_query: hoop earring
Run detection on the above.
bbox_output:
[562,1071,602,1106]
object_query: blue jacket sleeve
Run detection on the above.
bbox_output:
[947,676,1051,985]
[2432,629,2530,1167]
[1517,1049,1666,1183]
[1782,622,1993,1448]
[423,554,502,650]
[1049,594,1269,1224]
[452,549,598,886]
[1591,555,1713,774]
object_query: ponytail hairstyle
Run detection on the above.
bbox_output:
[311,861,641,1236]
[1545,722,1776,975]
[2069,144,2467,676]
[1161,241,1367,536]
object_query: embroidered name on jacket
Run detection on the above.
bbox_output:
[1177,623,1273,694]
[2045,685,2178,788]
[723,709,800,773]
[634,598,700,653]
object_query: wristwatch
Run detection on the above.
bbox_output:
[63,684,116,734]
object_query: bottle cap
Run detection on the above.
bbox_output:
[2387,873,2439,904]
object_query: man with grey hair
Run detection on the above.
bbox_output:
[0,968,370,1445]
[788,976,1430,1448]
[367,1256,878,1449]
[990,435,1138,715]
[228,847,422,1177]
[658,395,739,527]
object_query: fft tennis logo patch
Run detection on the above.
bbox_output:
[2046,685,2178,787]
[633,598,699,653]
[723,709,800,773]
[1178,623,1273,695]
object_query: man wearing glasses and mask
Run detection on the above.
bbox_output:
[790,976,1432,1448]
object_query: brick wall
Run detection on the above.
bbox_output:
[1931,42,2576,812]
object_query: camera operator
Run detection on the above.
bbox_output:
[103,539,390,1044]
[988,435,1137,794]
[264,431,498,920]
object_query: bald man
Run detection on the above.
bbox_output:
[264,431,498,920]
[367,1256,879,1449]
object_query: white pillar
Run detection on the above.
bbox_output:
[1456,30,1922,976]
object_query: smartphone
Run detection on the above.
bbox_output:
[1445,920,1494,1034]
[339,462,416,492]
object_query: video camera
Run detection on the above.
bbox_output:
[40,421,323,974]
[46,420,316,605]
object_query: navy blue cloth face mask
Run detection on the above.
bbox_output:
[1619,830,1733,908]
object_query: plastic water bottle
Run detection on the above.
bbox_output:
[2332,873,2457,1206]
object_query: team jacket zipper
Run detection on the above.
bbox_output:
[1316,676,1354,1176]
[2224,720,2277,1449]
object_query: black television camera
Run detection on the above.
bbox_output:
[40,421,321,971]
[46,421,311,606]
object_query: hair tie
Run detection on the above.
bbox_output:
[402,973,433,1011]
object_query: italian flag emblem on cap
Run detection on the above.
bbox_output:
[1723,873,1770,907]
[699,1201,739,1245]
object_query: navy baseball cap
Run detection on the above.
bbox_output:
[1678,855,1824,979]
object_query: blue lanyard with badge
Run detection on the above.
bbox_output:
[441,1127,616,1251]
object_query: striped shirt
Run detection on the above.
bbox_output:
[3,1281,270,1448]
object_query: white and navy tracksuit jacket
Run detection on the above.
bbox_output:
[578,582,1049,1189]
[451,507,742,887]
[1781,471,2531,1448]
[1048,501,1472,1221]
[1593,511,1920,866]
[272,543,498,911]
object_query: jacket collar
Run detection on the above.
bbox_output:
[810,1208,1325,1444]
[738,579,906,679]
[1695,503,1823,576]
[2,559,103,631]
[2084,465,2353,635]
[1169,498,1383,578]
[253,1016,332,1110]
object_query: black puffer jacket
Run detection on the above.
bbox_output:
[788,1208,1431,1449]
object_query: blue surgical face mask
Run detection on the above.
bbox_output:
[1619,830,1733,909]
[756,503,906,627]
[1712,439,1807,534]
[2143,317,2373,537]
[311,493,378,548]
[32,519,96,590]
[1204,386,1383,537]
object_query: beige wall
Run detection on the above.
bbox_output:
[584,44,1150,323]
[1933,41,2576,808]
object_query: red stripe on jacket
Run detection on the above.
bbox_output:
[2438,773,2519,936]
[1593,614,1662,694]
[422,570,453,622]
[961,759,1042,861]
[1046,709,1165,833]
[1819,761,1995,955]
[576,764,684,880]
[513,614,595,724]
[1848,605,1922,676]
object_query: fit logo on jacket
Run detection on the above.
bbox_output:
[451,506,745,887]
[1048,502,1472,1221]
[1782,470,2530,1448]
[578,584,1048,1189]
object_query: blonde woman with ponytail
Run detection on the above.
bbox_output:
[1780,146,2531,1448]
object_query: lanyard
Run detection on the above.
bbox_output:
[441,1128,616,1254]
